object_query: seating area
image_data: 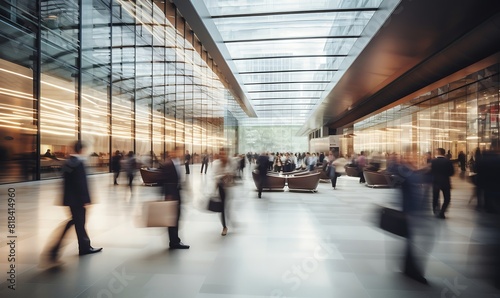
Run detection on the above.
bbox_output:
[344,165,359,177]
[251,170,321,192]
[363,170,394,188]
[40,157,65,171]
[287,172,321,192]
[251,170,287,190]
[139,168,164,186]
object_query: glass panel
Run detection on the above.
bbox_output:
[241,71,336,84]
[246,82,329,92]
[214,11,373,40]
[204,0,383,15]
[81,0,110,174]
[234,57,344,72]
[112,0,135,155]
[39,0,79,180]
[0,1,37,183]
[227,39,355,59]
[0,60,37,183]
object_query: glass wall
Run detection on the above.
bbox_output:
[353,63,500,168]
[0,0,241,184]
[0,1,38,183]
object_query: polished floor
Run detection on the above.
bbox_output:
[0,165,499,298]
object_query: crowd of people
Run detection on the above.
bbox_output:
[44,142,500,288]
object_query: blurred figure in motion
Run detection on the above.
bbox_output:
[331,153,348,189]
[388,150,434,284]
[125,151,137,192]
[47,141,102,263]
[256,151,270,198]
[160,148,190,249]
[200,149,209,174]
[212,148,234,236]
[458,150,466,174]
[473,148,500,288]
[111,150,122,185]
[431,148,454,219]
[184,150,191,175]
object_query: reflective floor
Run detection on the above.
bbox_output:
[0,165,499,298]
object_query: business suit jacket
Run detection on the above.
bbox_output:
[256,154,270,176]
[431,156,454,189]
[161,158,182,229]
[62,156,91,206]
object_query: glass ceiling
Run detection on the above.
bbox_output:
[199,0,400,126]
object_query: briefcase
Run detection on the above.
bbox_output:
[207,197,223,212]
[142,200,178,227]
[379,207,408,237]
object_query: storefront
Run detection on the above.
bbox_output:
[352,60,500,168]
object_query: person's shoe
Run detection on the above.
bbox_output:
[169,242,190,249]
[79,247,103,256]
[437,213,446,219]
[221,227,228,236]
[404,270,428,284]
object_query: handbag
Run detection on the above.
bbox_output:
[207,196,223,212]
[379,207,408,237]
[141,200,179,227]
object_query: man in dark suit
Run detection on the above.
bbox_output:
[256,151,270,199]
[200,149,209,174]
[161,148,189,249]
[111,150,122,185]
[184,150,191,174]
[431,147,455,219]
[49,141,102,261]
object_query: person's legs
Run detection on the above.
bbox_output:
[128,173,133,190]
[258,175,265,198]
[70,205,91,252]
[331,171,339,188]
[439,187,451,217]
[113,171,119,185]
[432,185,440,214]
[168,227,180,246]
[49,218,75,259]
[219,184,227,229]
[359,170,365,183]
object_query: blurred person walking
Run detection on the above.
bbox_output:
[458,150,466,173]
[212,148,234,236]
[125,151,137,192]
[331,153,348,189]
[357,151,367,183]
[184,150,191,174]
[256,151,270,198]
[48,141,102,262]
[388,151,434,284]
[160,148,190,249]
[431,148,454,219]
[111,150,122,185]
[200,149,209,174]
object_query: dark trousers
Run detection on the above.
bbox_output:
[185,163,190,174]
[52,205,91,253]
[258,175,267,198]
[432,184,451,215]
[218,182,227,228]
[168,199,181,246]
[113,170,120,184]
[331,172,339,188]
[128,173,134,190]
[359,170,365,183]
[200,162,208,173]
